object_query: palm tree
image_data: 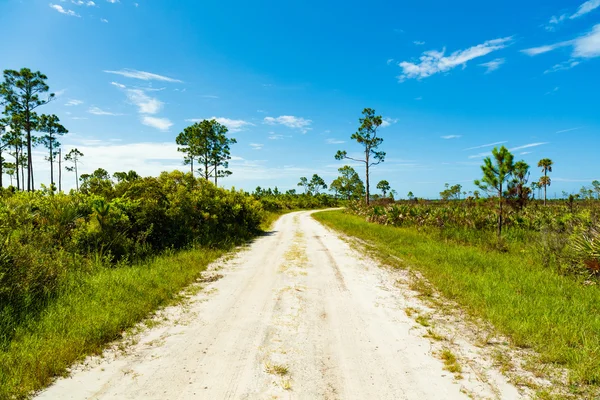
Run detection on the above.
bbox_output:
[539,176,551,204]
[537,158,553,205]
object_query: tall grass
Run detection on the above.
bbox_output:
[0,247,226,399]
[314,210,600,388]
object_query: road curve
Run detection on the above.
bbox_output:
[37,210,518,399]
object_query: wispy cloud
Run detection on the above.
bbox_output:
[264,116,312,133]
[65,99,84,106]
[49,4,80,17]
[509,142,548,152]
[200,95,219,99]
[185,117,254,133]
[268,133,284,140]
[381,117,398,128]
[479,58,505,73]
[521,41,572,56]
[571,0,600,19]
[520,151,532,155]
[141,116,173,131]
[544,59,580,73]
[104,69,182,83]
[545,1,600,30]
[397,36,512,81]
[545,86,560,95]
[467,143,548,159]
[556,126,584,134]
[413,40,425,46]
[88,106,122,116]
[441,135,461,139]
[523,24,600,61]
[463,141,507,151]
[326,138,345,144]
[111,82,163,114]
[249,143,264,150]
[100,18,108,23]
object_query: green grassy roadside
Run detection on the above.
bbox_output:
[0,247,230,399]
[313,210,600,390]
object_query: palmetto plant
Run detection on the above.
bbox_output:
[570,227,600,276]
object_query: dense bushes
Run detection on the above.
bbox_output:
[0,171,264,347]
[256,192,339,212]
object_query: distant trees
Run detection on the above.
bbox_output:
[298,174,327,195]
[176,119,237,185]
[298,177,309,194]
[335,108,386,205]
[65,148,84,191]
[330,165,365,200]
[376,180,391,198]
[537,158,553,206]
[309,174,327,194]
[0,68,55,191]
[475,146,514,237]
[440,183,462,201]
[38,114,68,189]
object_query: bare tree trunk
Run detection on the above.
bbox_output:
[365,149,370,205]
[75,160,79,191]
[498,184,503,237]
[58,148,62,192]
[49,136,54,187]
[14,144,20,191]
[20,147,25,192]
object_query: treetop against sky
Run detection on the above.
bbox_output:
[0,0,598,197]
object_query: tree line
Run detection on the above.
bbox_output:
[0,68,87,192]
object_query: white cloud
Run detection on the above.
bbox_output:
[87,1,96,5]
[463,141,508,151]
[415,96,423,100]
[184,117,254,133]
[381,118,398,128]
[107,0,119,3]
[441,135,461,139]
[521,41,571,56]
[264,115,312,133]
[509,142,548,152]
[572,24,600,57]
[544,60,580,73]
[111,82,163,114]
[141,116,173,131]
[249,143,264,150]
[100,18,108,23]
[570,0,600,19]
[478,58,505,73]
[49,4,80,17]
[556,126,584,134]
[65,99,84,106]
[326,138,345,144]
[545,86,560,95]
[523,24,600,59]
[268,132,284,140]
[520,151,532,155]
[386,58,395,65]
[397,36,512,81]
[413,41,425,46]
[104,69,182,83]
[88,106,122,116]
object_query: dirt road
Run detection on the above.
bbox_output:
[37,211,521,399]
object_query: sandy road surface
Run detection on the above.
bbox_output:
[37,211,520,400]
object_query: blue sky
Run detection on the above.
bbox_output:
[1,0,599,198]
